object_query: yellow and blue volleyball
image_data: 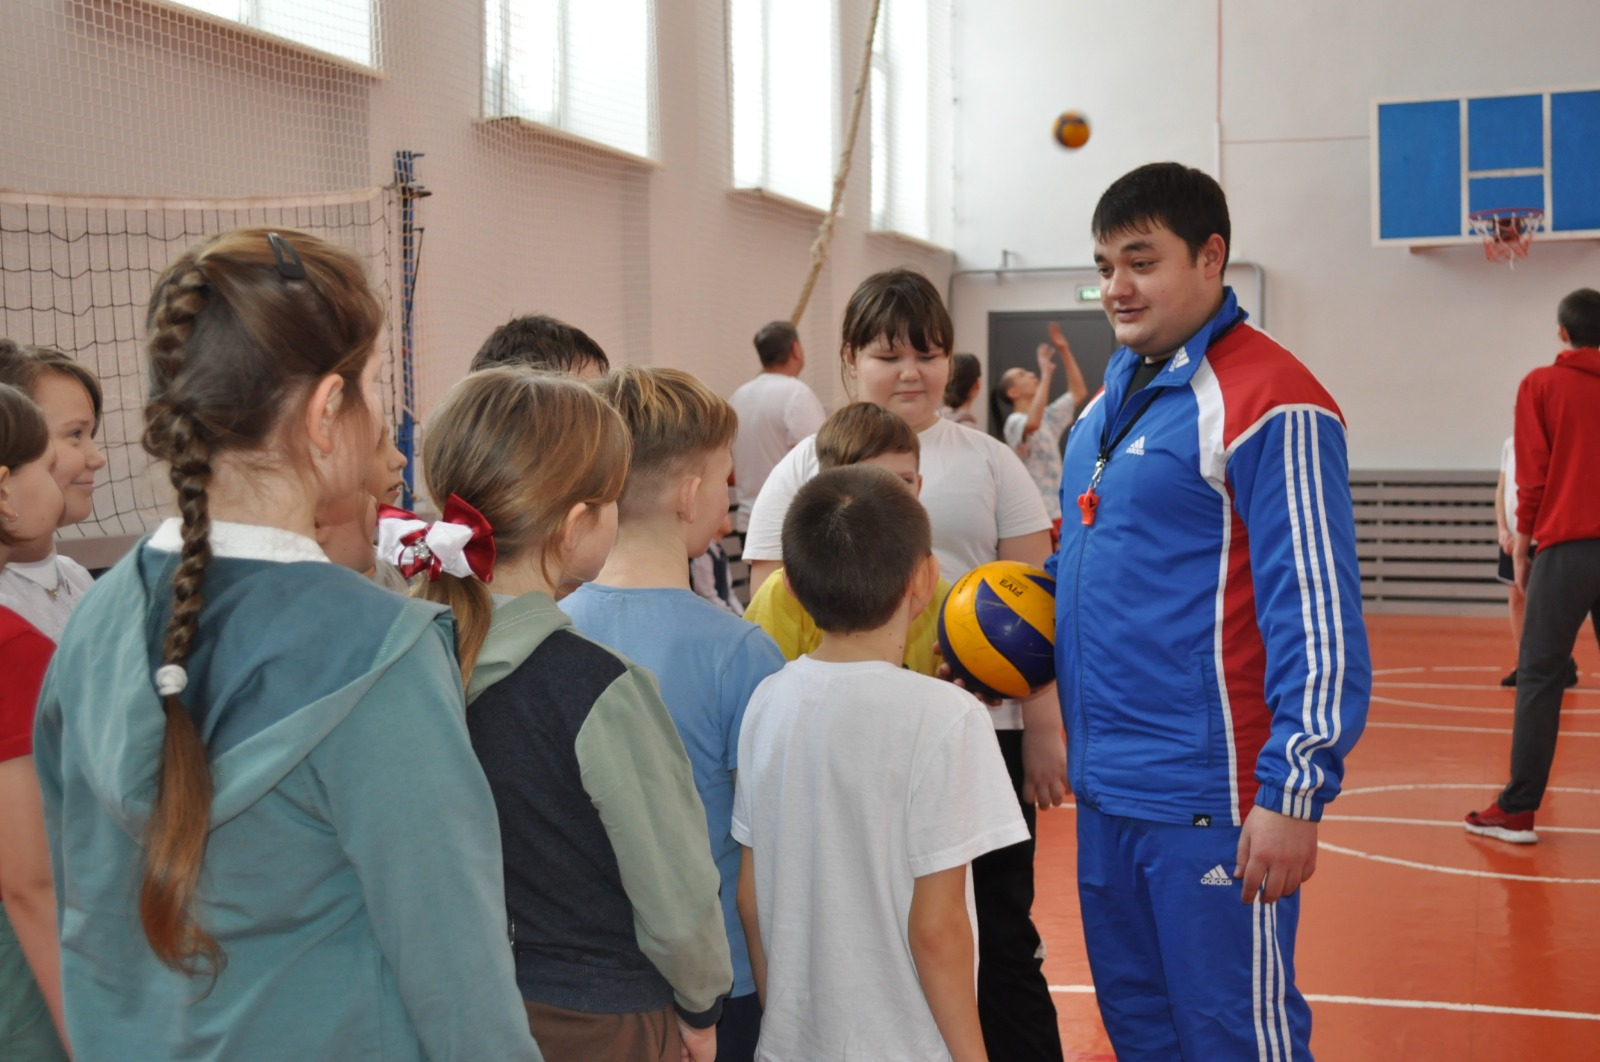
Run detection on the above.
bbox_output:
[1053,110,1091,150]
[937,561,1057,700]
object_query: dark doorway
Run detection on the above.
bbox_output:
[985,309,1118,442]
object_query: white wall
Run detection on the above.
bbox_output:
[1,0,952,427]
[953,0,1600,470]
[11,0,1597,479]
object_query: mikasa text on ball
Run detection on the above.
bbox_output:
[937,561,1057,700]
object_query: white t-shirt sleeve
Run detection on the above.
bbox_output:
[730,767,752,846]
[1044,392,1077,435]
[1002,411,1025,450]
[906,702,1030,878]
[990,438,1052,540]
[1500,435,1517,521]
[784,386,827,447]
[742,436,820,562]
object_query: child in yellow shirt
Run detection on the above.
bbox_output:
[744,403,950,675]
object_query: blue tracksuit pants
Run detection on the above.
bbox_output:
[1076,803,1314,1060]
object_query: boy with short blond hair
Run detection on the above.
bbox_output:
[733,465,1028,1062]
[564,365,786,1061]
[743,402,951,675]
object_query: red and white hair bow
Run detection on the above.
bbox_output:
[377,494,497,582]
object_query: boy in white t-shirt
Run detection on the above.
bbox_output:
[732,465,1028,1062]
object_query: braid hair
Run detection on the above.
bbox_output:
[139,263,224,978]
[131,227,383,979]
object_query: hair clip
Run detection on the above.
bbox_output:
[376,494,498,583]
[266,232,307,280]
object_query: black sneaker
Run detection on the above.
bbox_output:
[1501,668,1518,687]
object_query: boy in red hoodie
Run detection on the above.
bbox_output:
[1467,288,1600,844]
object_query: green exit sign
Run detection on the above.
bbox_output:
[1077,286,1101,302]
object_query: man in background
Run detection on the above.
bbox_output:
[728,321,825,541]
[472,313,609,378]
[1468,287,1600,844]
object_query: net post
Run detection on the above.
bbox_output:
[392,150,431,508]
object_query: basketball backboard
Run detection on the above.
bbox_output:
[1371,86,1600,247]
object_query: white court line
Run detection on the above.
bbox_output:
[1303,994,1600,1022]
[1373,664,1591,680]
[1054,782,1600,807]
[1374,681,1598,695]
[1371,694,1600,716]
[1365,720,1600,737]
[1317,840,1600,885]
[1322,812,1600,836]
[1047,984,1600,1022]
[1341,782,1600,797]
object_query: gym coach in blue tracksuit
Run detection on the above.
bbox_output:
[1047,162,1371,1061]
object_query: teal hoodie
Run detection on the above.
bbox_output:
[34,542,541,1061]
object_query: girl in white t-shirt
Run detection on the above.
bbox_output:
[0,343,106,641]
[744,272,1051,594]
[741,267,1065,1060]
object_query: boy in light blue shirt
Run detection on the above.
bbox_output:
[564,365,785,1061]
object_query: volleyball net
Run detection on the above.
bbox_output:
[0,187,396,553]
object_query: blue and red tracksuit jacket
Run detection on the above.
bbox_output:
[1046,289,1370,827]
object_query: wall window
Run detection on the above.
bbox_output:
[729,0,835,209]
[167,0,377,67]
[485,0,657,160]
[871,0,952,246]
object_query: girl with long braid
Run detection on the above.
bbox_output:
[32,229,542,1060]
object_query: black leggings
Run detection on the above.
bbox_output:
[972,728,1065,1062]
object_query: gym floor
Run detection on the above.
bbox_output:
[1034,613,1600,1061]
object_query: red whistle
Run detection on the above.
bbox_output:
[1077,490,1099,526]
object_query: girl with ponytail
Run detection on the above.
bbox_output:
[31,229,541,1061]
[413,368,733,1062]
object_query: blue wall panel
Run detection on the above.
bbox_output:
[1467,95,1543,171]
[1467,175,1545,215]
[1378,101,1461,239]
[1551,90,1600,232]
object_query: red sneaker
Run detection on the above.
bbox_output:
[1464,802,1537,844]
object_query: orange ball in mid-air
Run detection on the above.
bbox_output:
[1054,111,1091,150]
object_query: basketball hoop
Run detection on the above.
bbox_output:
[1468,207,1543,267]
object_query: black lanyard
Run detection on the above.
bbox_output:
[1076,376,1163,526]
[1099,387,1161,467]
